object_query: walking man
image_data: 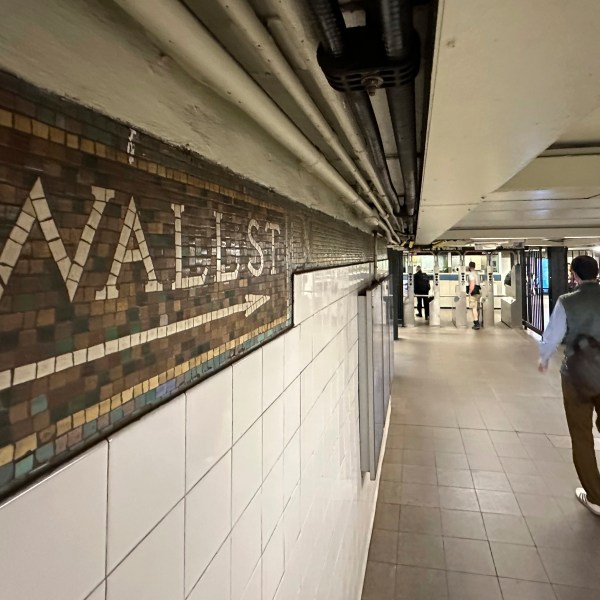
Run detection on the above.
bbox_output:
[414,266,431,318]
[538,255,600,515]
[467,261,481,329]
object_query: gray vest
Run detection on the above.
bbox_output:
[561,282,600,350]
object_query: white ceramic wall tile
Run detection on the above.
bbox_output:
[107,394,185,572]
[299,318,313,371]
[283,485,301,562]
[0,444,107,600]
[262,335,284,410]
[188,537,231,600]
[232,492,262,600]
[240,560,262,600]
[262,455,284,550]
[283,432,301,506]
[185,452,232,595]
[283,325,302,388]
[262,519,284,600]
[86,582,106,600]
[107,502,184,600]
[262,396,284,478]
[186,367,233,491]
[283,377,300,447]
[232,418,262,523]
[233,350,263,442]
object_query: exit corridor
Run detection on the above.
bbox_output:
[362,325,600,599]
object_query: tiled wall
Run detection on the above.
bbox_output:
[0,264,383,600]
[0,70,382,498]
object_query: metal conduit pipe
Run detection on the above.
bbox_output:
[307,0,404,217]
[110,0,394,236]
[379,0,419,218]
[196,0,400,233]
[261,4,402,228]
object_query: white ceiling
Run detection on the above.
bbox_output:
[417,0,600,245]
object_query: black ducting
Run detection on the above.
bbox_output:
[308,0,403,220]
[379,0,420,218]
[309,0,423,235]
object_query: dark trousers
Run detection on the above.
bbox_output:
[416,296,430,318]
[562,374,600,505]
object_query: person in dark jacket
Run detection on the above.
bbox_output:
[539,255,600,516]
[413,266,431,318]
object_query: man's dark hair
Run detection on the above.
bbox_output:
[468,261,476,269]
[571,255,599,281]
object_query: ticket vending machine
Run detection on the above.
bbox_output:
[452,256,467,328]
[429,254,441,327]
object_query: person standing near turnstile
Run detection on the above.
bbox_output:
[467,261,482,329]
[414,266,431,319]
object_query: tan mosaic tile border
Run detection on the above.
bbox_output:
[0,107,273,211]
[0,315,288,467]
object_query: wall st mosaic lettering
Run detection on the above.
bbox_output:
[0,71,377,499]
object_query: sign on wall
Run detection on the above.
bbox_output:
[0,71,376,499]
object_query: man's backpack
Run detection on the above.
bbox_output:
[566,335,600,399]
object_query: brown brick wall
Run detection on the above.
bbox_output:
[0,70,379,500]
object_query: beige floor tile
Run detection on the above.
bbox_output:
[362,561,397,600]
[374,503,401,532]
[476,490,521,515]
[515,493,562,518]
[399,505,442,536]
[501,457,540,475]
[379,481,403,505]
[395,565,448,599]
[402,449,436,467]
[437,468,473,489]
[447,571,502,600]
[538,546,600,589]
[439,486,480,511]
[444,537,495,575]
[368,529,398,564]
[441,509,486,540]
[436,452,469,470]
[402,465,437,485]
[472,470,511,492]
[507,473,550,495]
[553,584,598,599]
[397,532,445,570]
[467,453,504,472]
[490,542,548,582]
[499,578,557,599]
[482,513,533,545]
[381,463,403,483]
[493,442,530,459]
[400,483,439,508]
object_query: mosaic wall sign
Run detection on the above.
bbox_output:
[0,71,377,499]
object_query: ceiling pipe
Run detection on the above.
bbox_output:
[306,0,404,218]
[184,0,401,234]
[259,4,404,232]
[110,0,399,239]
[379,0,420,218]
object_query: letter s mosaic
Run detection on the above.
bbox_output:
[0,71,382,499]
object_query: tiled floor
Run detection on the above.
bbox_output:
[362,317,600,600]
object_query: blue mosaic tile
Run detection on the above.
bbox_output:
[135,395,147,410]
[31,395,48,416]
[83,421,97,438]
[0,463,14,486]
[15,455,34,478]
[35,442,54,462]
[110,407,124,424]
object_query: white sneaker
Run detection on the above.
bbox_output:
[575,487,600,516]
